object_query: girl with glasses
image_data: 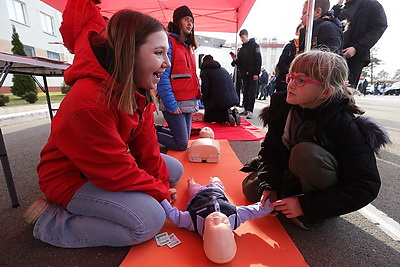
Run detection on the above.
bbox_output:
[242,50,390,230]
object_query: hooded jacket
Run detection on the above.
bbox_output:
[200,59,239,111]
[37,32,170,208]
[257,92,390,222]
[299,12,344,55]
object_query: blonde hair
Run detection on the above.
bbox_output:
[105,9,166,114]
[290,49,364,114]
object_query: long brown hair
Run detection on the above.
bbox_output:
[105,9,166,114]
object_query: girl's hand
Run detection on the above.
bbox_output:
[270,197,304,218]
[171,108,182,115]
[260,190,277,206]
[169,188,177,203]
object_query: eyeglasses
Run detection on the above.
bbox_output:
[286,74,323,87]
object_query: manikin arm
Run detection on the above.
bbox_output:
[160,200,195,231]
[236,200,273,225]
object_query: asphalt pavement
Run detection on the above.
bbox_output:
[0,96,399,266]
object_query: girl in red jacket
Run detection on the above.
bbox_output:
[23,9,183,248]
[156,5,201,151]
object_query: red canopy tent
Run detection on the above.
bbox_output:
[41,0,256,33]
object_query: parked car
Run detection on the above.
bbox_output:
[384,82,400,95]
[365,84,373,95]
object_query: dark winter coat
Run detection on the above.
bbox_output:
[200,59,239,111]
[275,39,298,91]
[232,38,262,76]
[299,12,344,55]
[257,92,390,222]
[332,0,387,64]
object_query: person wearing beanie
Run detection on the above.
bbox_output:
[156,5,201,151]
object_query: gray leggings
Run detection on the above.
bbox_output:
[242,142,338,202]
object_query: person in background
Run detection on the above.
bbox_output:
[156,5,201,151]
[200,55,240,126]
[242,50,389,230]
[257,68,269,100]
[230,29,262,120]
[275,23,304,92]
[267,72,277,97]
[24,9,183,248]
[332,0,387,89]
[358,78,368,95]
[233,67,243,107]
[299,0,343,55]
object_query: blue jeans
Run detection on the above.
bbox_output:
[157,111,192,151]
[33,154,183,248]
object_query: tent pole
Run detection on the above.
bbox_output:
[305,0,315,52]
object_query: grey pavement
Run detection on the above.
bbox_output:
[0,96,399,266]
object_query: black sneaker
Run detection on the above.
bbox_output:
[231,108,241,126]
[228,114,235,126]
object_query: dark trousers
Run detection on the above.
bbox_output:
[242,142,338,203]
[347,58,367,88]
[242,74,257,112]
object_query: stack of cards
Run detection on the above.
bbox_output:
[155,232,181,248]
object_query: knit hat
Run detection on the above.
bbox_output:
[173,5,193,23]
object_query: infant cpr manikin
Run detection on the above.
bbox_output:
[188,127,220,163]
[203,212,237,264]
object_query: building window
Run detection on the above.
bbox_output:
[47,51,60,61]
[24,45,35,56]
[40,12,55,35]
[7,0,28,25]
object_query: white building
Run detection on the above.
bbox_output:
[0,0,69,91]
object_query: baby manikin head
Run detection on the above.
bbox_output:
[199,127,215,139]
[203,212,237,264]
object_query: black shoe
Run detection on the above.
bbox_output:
[228,114,235,126]
[231,108,241,126]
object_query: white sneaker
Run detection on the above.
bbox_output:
[246,111,253,119]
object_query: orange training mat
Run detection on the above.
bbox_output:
[120,140,308,267]
[190,118,265,141]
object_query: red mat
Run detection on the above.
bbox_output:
[190,118,265,141]
[120,141,308,267]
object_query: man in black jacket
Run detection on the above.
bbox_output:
[230,29,262,120]
[332,0,387,88]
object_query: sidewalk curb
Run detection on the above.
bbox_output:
[0,109,50,127]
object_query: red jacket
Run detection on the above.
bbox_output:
[37,32,170,208]
[169,36,200,100]
[59,0,106,54]
[60,0,106,86]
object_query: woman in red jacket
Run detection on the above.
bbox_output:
[23,9,183,248]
